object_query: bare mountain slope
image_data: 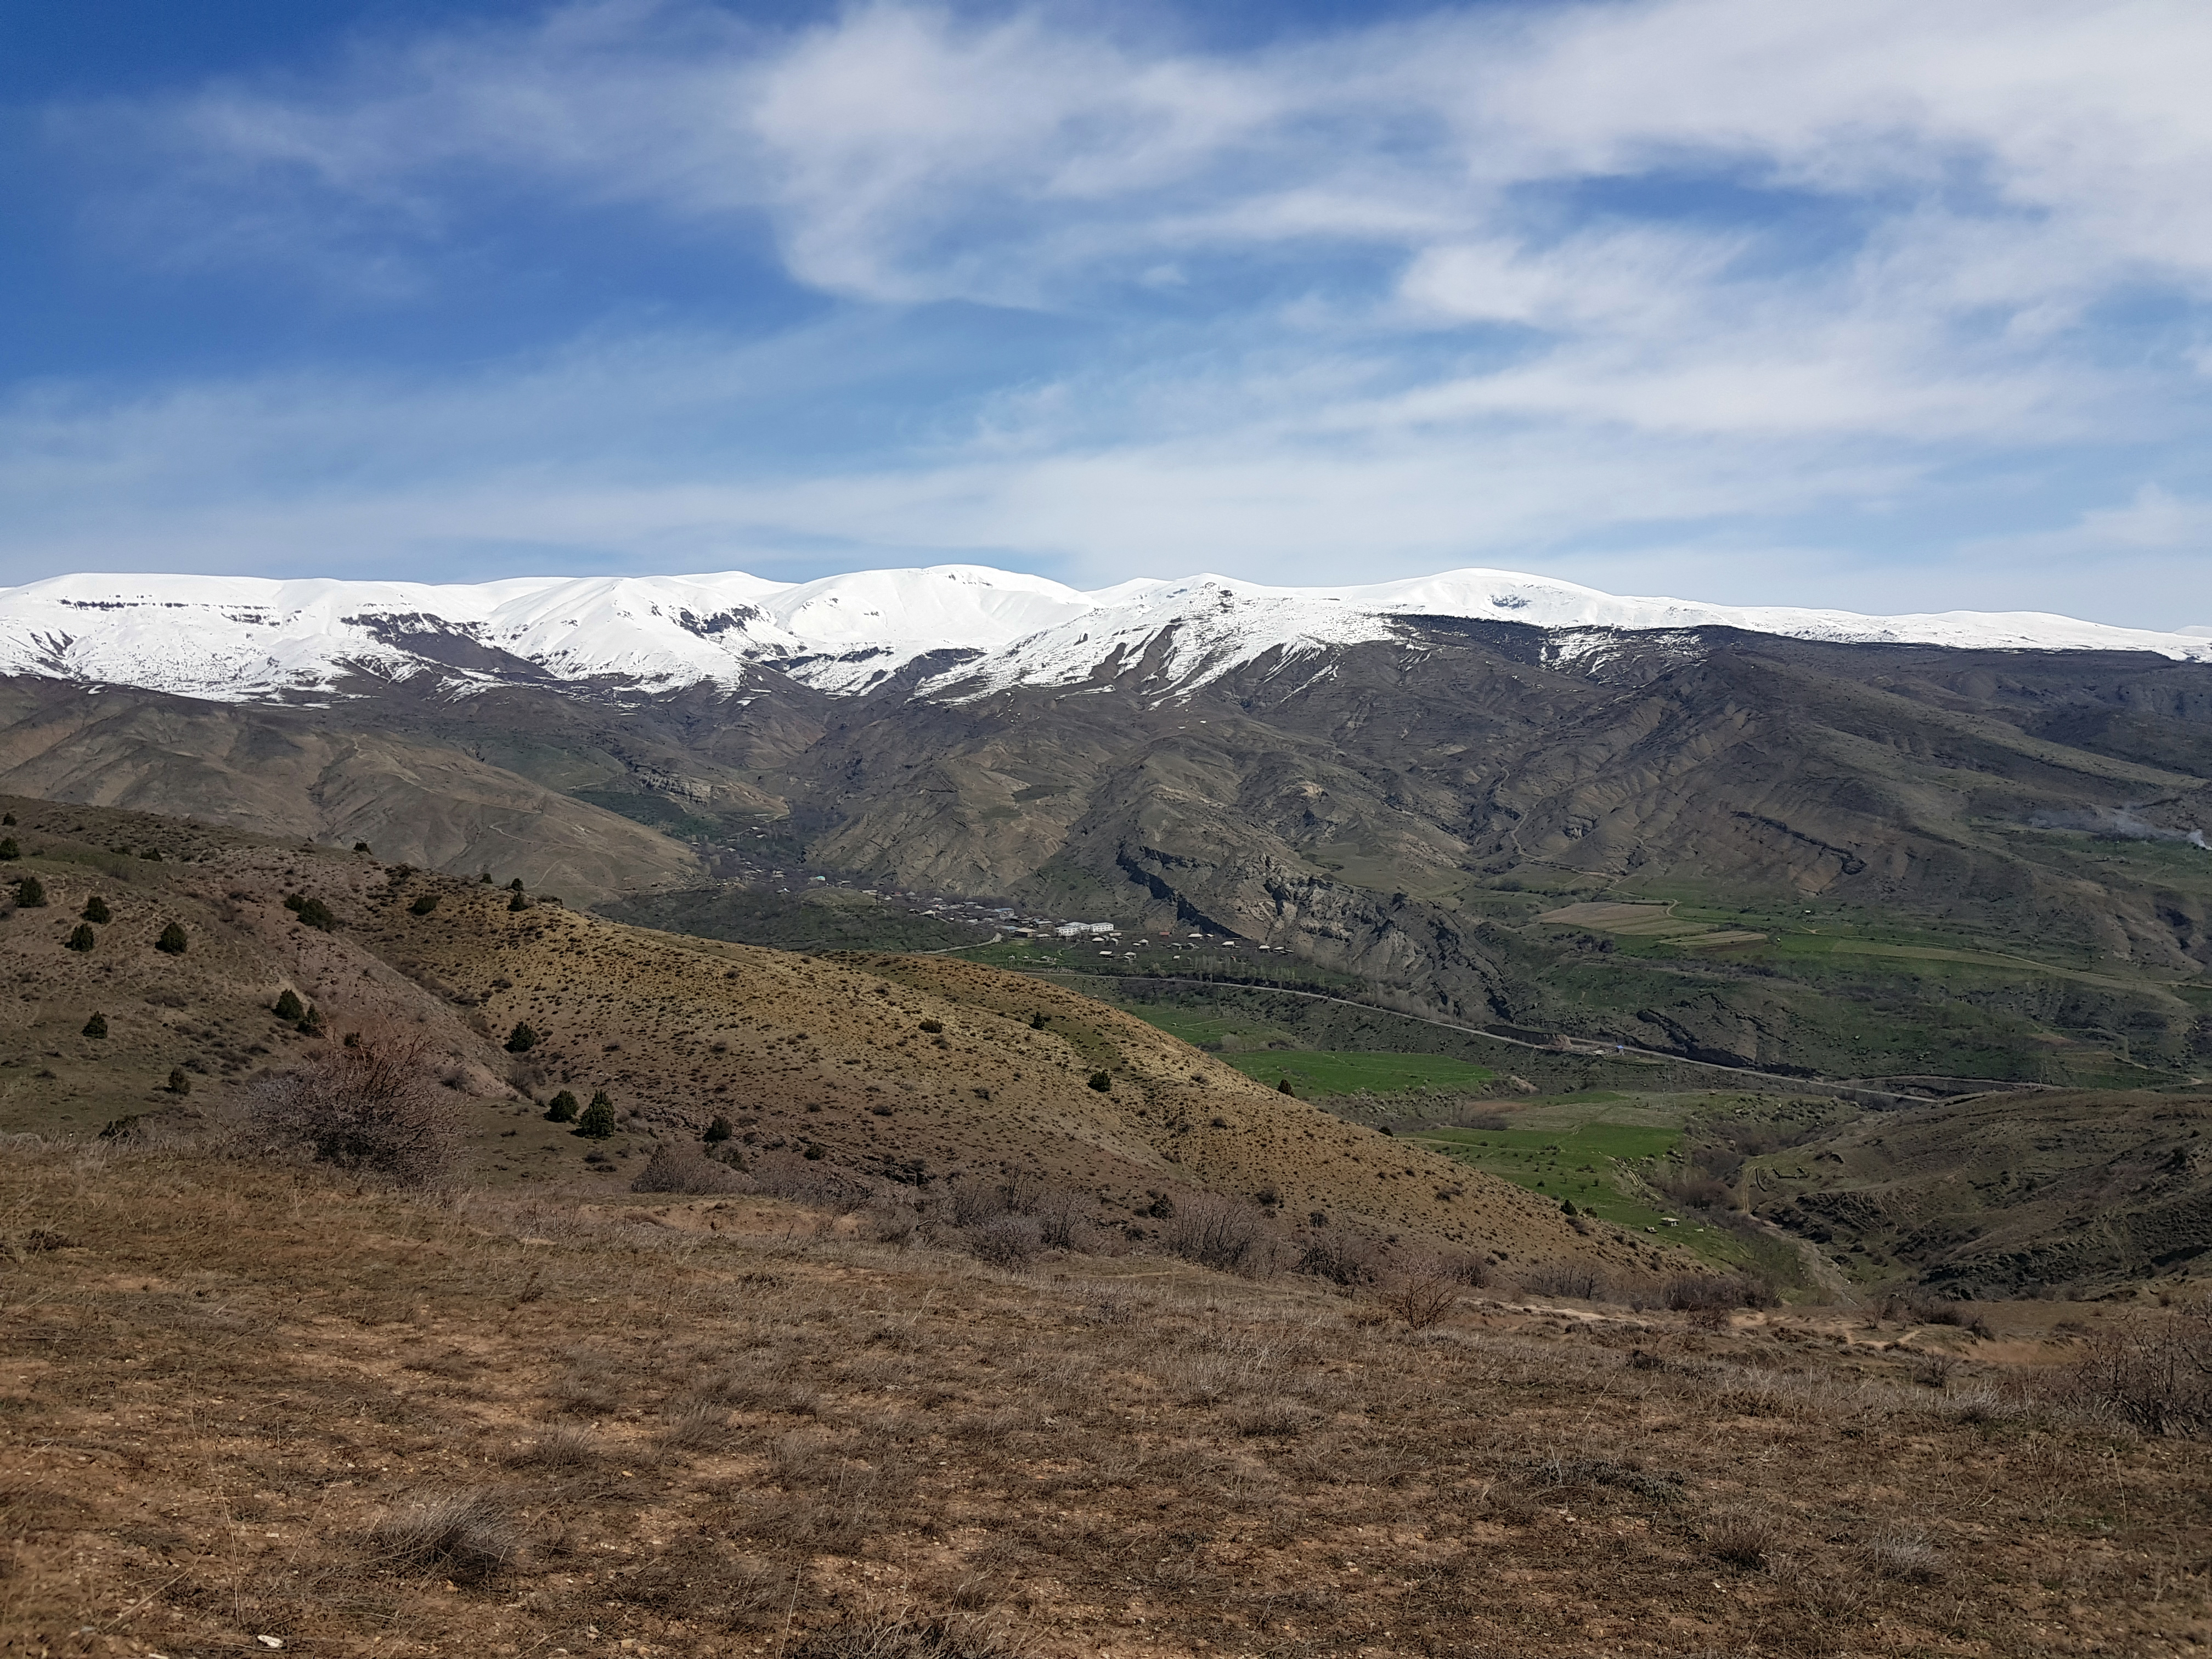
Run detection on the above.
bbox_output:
[0,678,702,904]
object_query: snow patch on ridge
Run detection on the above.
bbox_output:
[0,563,2203,704]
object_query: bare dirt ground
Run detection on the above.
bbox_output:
[5,1141,2208,1658]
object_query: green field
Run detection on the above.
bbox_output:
[1218,1049,1496,1095]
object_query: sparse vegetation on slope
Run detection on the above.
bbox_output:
[3,1138,2207,1656]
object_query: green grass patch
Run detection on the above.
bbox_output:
[1219,1050,1496,1096]
[1413,1120,1681,1233]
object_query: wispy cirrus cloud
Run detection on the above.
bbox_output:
[9,0,2212,623]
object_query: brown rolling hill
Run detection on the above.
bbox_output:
[0,792,1646,1271]
[1745,1086,2212,1299]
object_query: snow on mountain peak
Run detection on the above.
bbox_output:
[0,563,2202,703]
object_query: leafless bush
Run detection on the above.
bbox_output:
[248,1035,455,1187]
[2051,1308,2212,1436]
[1912,1352,1957,1389]
[966,1214,1042,1270]
[1294,1231,1379,1286]
[751,1152,874,1207]
[1164,1194,1277,1276]
[631,1142,745,1195]
[1035,1187,1087,1249]
[1381,1259,1462,1329]
[863,1197,923,1246]
[1666,1273,1776,1312]
[371,1491,518,1582]
[1517,1262,1602,1301]
[947,1176,1011,1227]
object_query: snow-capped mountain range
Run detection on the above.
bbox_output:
[1,565,2204,703]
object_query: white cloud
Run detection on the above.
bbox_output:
[13,0,2212,625]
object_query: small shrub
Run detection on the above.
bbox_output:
[1705,1511,1777,1572]
[918,1018,944,1034]
[165,1068,191,1095]
[297,1005,325,1038]
[353,840,371,852]
[81,895,110,923]
[1164,1193,1275,1276]
[1861,1527,1944,1583]
[658,1400,729,1451]
[577,1092,617,1139]
[967,1214,1043,1269]
[1035,1187,1087,1249]
[1029,1011,1047,1029]
[409,893,440,915]
[506,1425,601,1470]
[1087,1069,1112,1092]
[1277,1077,1294,1094]
[0,838,16,860]
[81,1013,107,1039]
[65,923,95,952]
[248,1035,456,1186]
[544,1090,579,1123]
[273,989,306,1022]
[508,877,525,893]
[1381,1261,1460,1329]
[155,922,188,955]
[1295,1232,1379,1285]
[631,1143,743,1194]
[504,1022,538,1054]
[283,894,336,930]
[1519,1262,1602,1301]
[1912,1352,1957,1390]
[703,1113,733,1144]
[371,1491,518,1583]
[15,876,46,907]
[509,890,529,912]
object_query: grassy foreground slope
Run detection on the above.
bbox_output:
[0,793,1627,1266]
[4,1141,2208,1657]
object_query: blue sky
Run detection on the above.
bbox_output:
[3,0,2210,626]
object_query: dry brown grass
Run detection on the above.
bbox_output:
[4,1137,2209,1657]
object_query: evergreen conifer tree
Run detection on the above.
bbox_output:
[16,877,46,907]
[81,1013,106,1039]
[273,989,305,1021]
[155,922,187,953]
[82,895,110,923]
[65,923,95,952]
[165,1068,190,1095]
[703,1113,733,1144]
[577,1091,617,1138]
[544,1090,579,1123]
[505,1022,537,1053]
[0,838,17,860]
